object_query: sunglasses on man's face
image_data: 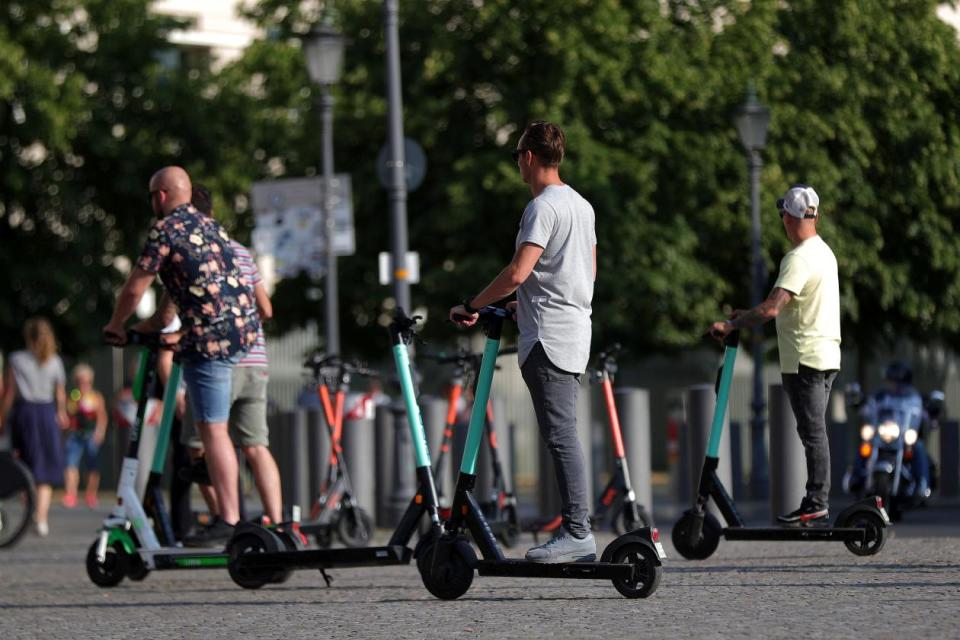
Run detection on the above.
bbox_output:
[511,148,527,162]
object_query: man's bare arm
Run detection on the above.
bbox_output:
[468,242,544,308]
[253,283,273,320]
[107,268,156,328]
[730,288,794,329]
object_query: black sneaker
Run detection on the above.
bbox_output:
[183,517,235,548]
[777,499,828,526]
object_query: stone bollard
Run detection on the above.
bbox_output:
[614,387,653,517]
[388,398,415,524]
[342,392,376,519]
[419,395,451,500]
[684,384,732,519]
[940,419,959,498]
[374,403,395,527]
[768,383,806,521]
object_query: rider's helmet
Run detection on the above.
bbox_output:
[883,361,913,385]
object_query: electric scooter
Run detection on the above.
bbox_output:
[225,308,446,589]
[87,331,301,587]
[425,347,520,547]
[526,343,653,541]
[416,307,665,600]
[298,353,376,548]
[671,330,890,560]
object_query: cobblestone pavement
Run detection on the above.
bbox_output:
[1,502,958,639]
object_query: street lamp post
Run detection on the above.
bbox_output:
[734,86,771,499]
[303,17,347,355]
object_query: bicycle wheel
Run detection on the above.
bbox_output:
[0,452,37,549]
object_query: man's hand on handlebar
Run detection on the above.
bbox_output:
[708,320,735,341]
[102,320,127,346]
[449,304,479,328]
[505,300,518,322]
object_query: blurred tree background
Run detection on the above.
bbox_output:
[2,0,960,363]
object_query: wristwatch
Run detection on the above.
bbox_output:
[462,297,479,314]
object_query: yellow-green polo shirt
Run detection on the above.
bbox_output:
[773,235,841,374]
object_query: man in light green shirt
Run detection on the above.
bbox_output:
[710,184,840,525]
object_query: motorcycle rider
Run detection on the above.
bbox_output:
[859,361,932,500]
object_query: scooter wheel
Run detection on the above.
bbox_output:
[126,553,150,581]
[268,528,306,584]
[840,510,887,556]
[496,505,520,548]
[337,507,374,548]
[228,529,285,589]
[611,541,662,599]
[416,536,474,600]
[671,511,721,560]
[86,540,128,588]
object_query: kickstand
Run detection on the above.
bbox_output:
[319,569,334,587]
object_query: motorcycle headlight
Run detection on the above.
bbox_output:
[878,421,900,442]
[904,429,919,446]
[860,424,875,441]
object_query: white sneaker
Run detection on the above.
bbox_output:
[36,521,49,537]
[525,526,596,563]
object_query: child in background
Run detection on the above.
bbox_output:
[63,363,107,508]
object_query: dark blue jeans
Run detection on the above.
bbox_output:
[782,365,838,510]
[521,343,591,538]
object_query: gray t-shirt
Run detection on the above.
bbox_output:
[9,350,66,403]
[515,183,596,373]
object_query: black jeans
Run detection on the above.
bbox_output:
[781,365,838,510]
[521,342,591,538]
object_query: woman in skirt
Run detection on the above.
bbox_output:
[1,317,68,536]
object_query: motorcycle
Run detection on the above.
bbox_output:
[844,381,942,520]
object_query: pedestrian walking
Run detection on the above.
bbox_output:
[0,318,69,536]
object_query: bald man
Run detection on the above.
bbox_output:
[104,166,260,546]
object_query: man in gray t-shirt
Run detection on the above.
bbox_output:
[450,121,597,563]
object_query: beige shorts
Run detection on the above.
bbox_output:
[182,366,270,449]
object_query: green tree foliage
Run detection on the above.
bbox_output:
[2,0,959,360]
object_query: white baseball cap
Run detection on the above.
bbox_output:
[777,184,819,219]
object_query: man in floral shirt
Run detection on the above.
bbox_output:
[104,166,258,543]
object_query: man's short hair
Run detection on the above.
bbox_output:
[192,184,213,216]
[521,121,565,167]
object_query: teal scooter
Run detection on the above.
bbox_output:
[416,306,665,600]
[225,308,445,589]
[671,330,890,560]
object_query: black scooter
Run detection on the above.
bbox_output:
[671,331,890,560]
[416,307,665,600]
[225,309,445,589]
[424,346,520,547]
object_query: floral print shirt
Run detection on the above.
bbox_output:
[136,204,260,361]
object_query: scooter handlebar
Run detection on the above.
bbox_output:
[103,330,165,349]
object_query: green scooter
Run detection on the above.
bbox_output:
[86,331,299,587]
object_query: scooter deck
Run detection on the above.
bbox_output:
[238,544,412,571]
[152,550,229,569]
[476,558,634,580]
[723,527,866,543]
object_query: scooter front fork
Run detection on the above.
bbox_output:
[96,529,110,563]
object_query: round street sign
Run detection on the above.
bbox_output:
[377,137,427,192]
